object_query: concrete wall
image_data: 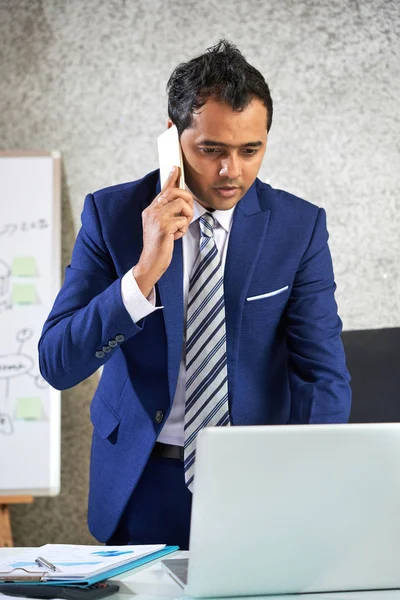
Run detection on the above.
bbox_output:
[1,0,398,544]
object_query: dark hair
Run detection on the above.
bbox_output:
[167,40,273,135]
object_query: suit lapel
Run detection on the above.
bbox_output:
[157,237,184,404]
[154,176,184,403]
[224,181,271,404]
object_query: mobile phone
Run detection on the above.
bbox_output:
[157,125,185,189]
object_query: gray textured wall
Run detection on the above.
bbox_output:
[1,0,399,545]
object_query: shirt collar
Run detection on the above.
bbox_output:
[187,186,236,233]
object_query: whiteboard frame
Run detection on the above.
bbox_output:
[0,150,62,497]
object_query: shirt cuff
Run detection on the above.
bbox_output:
[121,268,162,323]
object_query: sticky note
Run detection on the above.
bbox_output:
[12,256,37,277]
[12,283,37,304]
[15,397,42,420]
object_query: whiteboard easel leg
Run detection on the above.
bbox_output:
[0,504,13,547]
[0,497,33,547]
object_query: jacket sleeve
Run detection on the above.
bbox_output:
[38,193,144,390]
[285,208,352,423]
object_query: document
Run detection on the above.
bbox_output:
[0,544,169,583]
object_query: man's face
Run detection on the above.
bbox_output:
[179,96,268,211]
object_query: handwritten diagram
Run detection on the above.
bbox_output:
[0,328,48,435]
[0,259,10,296]
[0,255,41,314]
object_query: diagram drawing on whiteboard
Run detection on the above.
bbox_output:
[0,328,49,435]
[0,256,41,313]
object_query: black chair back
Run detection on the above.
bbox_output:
[342,328,400,423]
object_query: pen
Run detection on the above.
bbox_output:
[35,557,57,572]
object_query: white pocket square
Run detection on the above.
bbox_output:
[246,285,289,302]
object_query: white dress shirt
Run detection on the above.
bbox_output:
[121,198,236,446]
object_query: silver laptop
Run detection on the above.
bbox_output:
[163,423,400,597]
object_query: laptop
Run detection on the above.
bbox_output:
[163,423,400,597]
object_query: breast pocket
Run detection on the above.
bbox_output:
[245,285,290,312]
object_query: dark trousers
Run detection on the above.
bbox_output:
[107,454,192,550]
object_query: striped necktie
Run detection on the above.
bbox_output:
[184,212,230,491]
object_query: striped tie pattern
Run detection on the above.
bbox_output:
[184,212,230,490]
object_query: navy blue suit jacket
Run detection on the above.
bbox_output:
[39,170,351,542]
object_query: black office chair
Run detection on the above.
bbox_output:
[341,328,400,423]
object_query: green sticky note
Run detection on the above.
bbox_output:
[12,256,37,277]
[15,397,42,420]
[12,283,37,304]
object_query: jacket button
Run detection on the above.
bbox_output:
[115,334,125,343]
[102,345,112,353]
[95,351,105,359]
[108,340,118,348]
[155,410,164,424]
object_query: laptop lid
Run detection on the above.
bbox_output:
[186,424,400,598]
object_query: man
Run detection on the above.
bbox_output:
[39,40,351,549]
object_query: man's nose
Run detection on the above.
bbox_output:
[219,155,241,179]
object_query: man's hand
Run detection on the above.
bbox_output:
[133,167,194,298]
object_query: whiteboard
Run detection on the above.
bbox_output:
[0,152,61,496]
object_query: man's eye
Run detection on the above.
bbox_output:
[242,149,257,156]
[200,148,221,155]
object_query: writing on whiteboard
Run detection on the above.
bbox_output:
[0,328,48,435]
[0,256,41,313]
[0,218,49,236]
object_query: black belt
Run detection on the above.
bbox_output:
[151,442,184,461]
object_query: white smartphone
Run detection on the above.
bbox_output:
[157,125,185,189]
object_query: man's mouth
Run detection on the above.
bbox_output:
[214,186,240,198]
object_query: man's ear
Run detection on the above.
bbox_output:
[167,119,174,129]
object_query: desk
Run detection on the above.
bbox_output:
[2,548,400,600]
